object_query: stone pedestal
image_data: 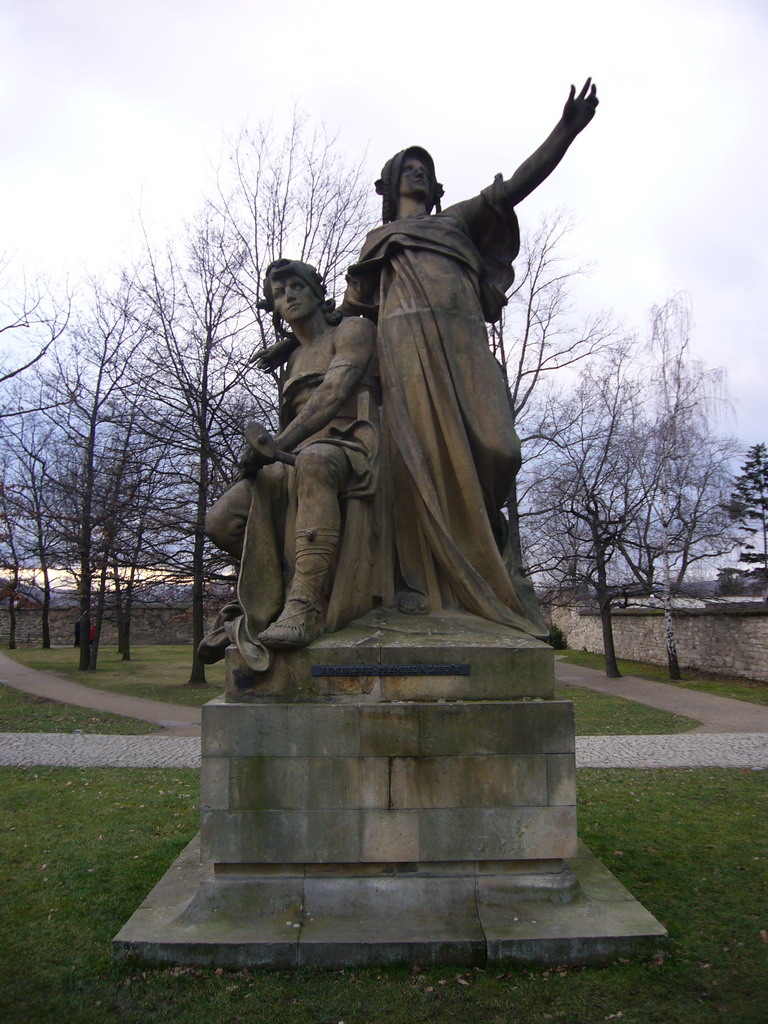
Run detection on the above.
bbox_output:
[114,611,666,967]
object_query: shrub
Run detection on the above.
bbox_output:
[547,623,567,649]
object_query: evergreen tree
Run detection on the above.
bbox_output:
[728,443,768,593]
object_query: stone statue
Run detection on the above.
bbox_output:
[343,79,599,639]
[200,259,380,670]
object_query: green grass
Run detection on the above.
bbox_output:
[0,683,164,734]
[4,645,225,707]
[556,684,697,735]
[560,649,768,707]
[1,765,766,1023]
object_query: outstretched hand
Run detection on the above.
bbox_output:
[562,78,599,135]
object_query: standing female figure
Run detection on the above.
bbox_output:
[344,81,598,637]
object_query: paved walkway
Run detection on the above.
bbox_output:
[0,651,767,769]
[0,651,201,735]
[555,658,768,734]
[1,729,765,770]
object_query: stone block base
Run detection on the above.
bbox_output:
[114,618,666,967]
[200,696,578,864]
[113,836,667,967]
[224,609,555,702]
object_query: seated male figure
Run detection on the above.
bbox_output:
[203,259,378,660]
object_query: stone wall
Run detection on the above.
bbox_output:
[0,605,218,648]
[549,603,768,682]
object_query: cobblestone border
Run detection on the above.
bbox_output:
[1,732,766,770]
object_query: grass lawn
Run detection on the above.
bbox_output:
[4,645,225,707]
[0,683,165,735]
[1,764,766,1023]
[560,650,768,707]
[556,683,696,735]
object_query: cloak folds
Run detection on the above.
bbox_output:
[345,177,547,638]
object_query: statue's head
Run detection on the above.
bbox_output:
[260,259,341,329]
[375,146,444,223]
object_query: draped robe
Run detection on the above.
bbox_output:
[344,176,547,638]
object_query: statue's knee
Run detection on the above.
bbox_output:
[295,448,342,490]
[205,480,252,555]
[204,503,220,542]
[205,506,238,550]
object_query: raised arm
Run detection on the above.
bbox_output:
[503,79,598,207]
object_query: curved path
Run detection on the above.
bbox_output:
[555,658,768,733]
[0,651,767,769]
[0,650,201,734]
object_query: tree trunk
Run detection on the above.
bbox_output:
[119,618,131,661]
[187,458,208,686]
[78,509,93,671]
[594,542,621,677]
[598,600,621,677]
[41,567,51,649]
[505,477,524,567]
[7,594,17,650]
[112,566,133,661]
[114,572,125,655]
[87,561,109,671]
[663,604,681,680]
[119,589,132,663]
[78,613,91,671]
[658,489,682,679]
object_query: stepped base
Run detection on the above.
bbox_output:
[114,611,666,967]
[113,836,666,968]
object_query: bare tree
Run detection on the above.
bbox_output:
[487,211,617,562]
[619,429,738,606]
[132,119,375,686]
[217,112,375,317]
[36,273,148,670]
[0,258,70,400]
[632,294,732,678]
[0,456,24,647]
[0,412,64,647]
[522,342,647,676]
[136,201,260,684]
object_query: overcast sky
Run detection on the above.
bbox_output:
[3,0,766,448]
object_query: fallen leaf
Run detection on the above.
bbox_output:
[759,930,768,944]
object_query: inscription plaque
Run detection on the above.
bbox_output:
[310,663,471,677]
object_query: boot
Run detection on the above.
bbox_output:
[259,528,337,650]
